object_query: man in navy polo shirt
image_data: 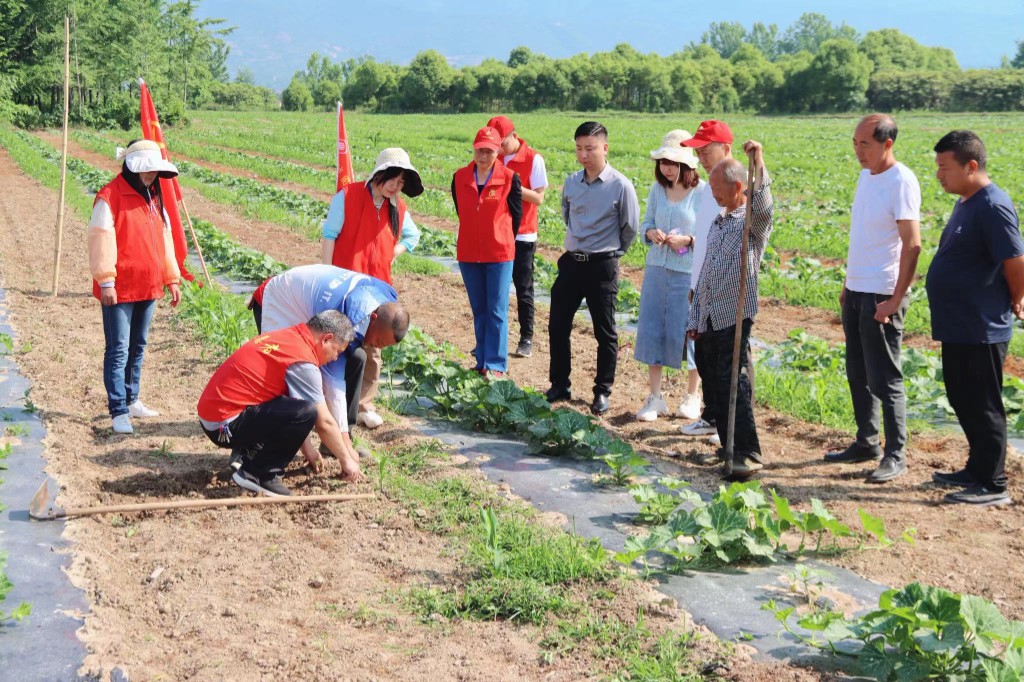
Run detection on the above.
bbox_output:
[926,130,1024,506]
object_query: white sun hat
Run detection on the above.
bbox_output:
[115,140,179,177]
[368,147,423,198]
[650,130,699,169]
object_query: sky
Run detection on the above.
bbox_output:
[196,0,1024,89]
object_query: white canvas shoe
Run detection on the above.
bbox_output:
[357,411,384,429]
[111,414,134,434]
[636,394,669,422]
[708,433,721,446]
[128,400,160,418]
[676,392,702,420]
[679,418,717,436]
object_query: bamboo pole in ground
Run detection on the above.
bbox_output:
[178,195,213,285]
[51,15,71,298]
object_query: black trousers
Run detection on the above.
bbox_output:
[842,291,909,458]
[699,319,761,460]
[694,332,755,425]
[251,301,263,333]
[512,241,536,342]
[548,253,619,397]
[203,396,317,475]
[694,336,717,424]
[942,342,1009,490]
[251,304,365,430]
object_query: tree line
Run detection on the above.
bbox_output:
[0,0,278,129]
[283,15,1024,114]
[2,6,1023,128]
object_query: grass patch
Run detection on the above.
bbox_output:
[392,253,448,276]
[371,438,715,678]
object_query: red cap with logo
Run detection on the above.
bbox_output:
[486,115,515,138]
[681,120,734,148]
[473,126,502,151]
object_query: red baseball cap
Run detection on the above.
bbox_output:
[486,115,515,138]
[681,120,734,148]
[473,126,502,151]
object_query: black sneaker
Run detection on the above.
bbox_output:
[232,469,291,497]
[867,456,907,483]
[932,469,977,488]
[590,393,610,415]
[823,442,883,464]
[513,339,533,358]
[944,483,1011,507]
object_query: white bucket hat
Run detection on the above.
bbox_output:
[368,147,423,198]
[115,140,179,177]
[650,130,699,169]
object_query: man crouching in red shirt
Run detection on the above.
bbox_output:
[197,310,365,496]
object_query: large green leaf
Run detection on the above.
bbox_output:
[962,595,1011,655]
[858,639,897,681]
[484,379,524,408]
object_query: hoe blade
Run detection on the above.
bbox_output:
[29,479,64,521]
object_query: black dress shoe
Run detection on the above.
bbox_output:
[867,456,907,483]
[590,393,610,415]
[823,442,883,464]
[545,386,571,403]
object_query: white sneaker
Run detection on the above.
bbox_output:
[679,418,717,436]
[636,394,669,422]
[357,411,384,429]
[111,414,134,434]
[708,433,721,446]
[677,392,702,420]
[128,400,160,418]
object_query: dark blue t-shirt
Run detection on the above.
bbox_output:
[925,183,1024,344]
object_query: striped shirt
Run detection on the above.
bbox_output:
[688,174,774,333]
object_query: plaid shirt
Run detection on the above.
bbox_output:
[688,174,774,333]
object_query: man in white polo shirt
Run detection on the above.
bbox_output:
[825,114,922,483]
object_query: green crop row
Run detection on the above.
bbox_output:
[757,329,1024,434]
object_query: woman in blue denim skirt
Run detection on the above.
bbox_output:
[634,130,704,422]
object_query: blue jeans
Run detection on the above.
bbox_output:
[459,261,513,372]
[101,300,156,417]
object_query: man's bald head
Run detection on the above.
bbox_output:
[364,301,410,348]
[709,158,747,210]
[858,113,898,144]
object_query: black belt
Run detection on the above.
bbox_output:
[567,250,618,262]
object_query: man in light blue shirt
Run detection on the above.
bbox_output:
[257,265,410,464]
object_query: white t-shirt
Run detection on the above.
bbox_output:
[690,182,723,291]
[504,152,548,243]
[845,162,921,296]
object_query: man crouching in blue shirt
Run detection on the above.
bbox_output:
[926,130,1024,507]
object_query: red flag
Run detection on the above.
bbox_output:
[139,78,195,282]
[336,101,354,192]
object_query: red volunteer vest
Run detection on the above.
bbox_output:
[197,324,320,422]
[503,139,539,237]
[453,162,516,263]
[92,174,172,303]
[331,181,406,285]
